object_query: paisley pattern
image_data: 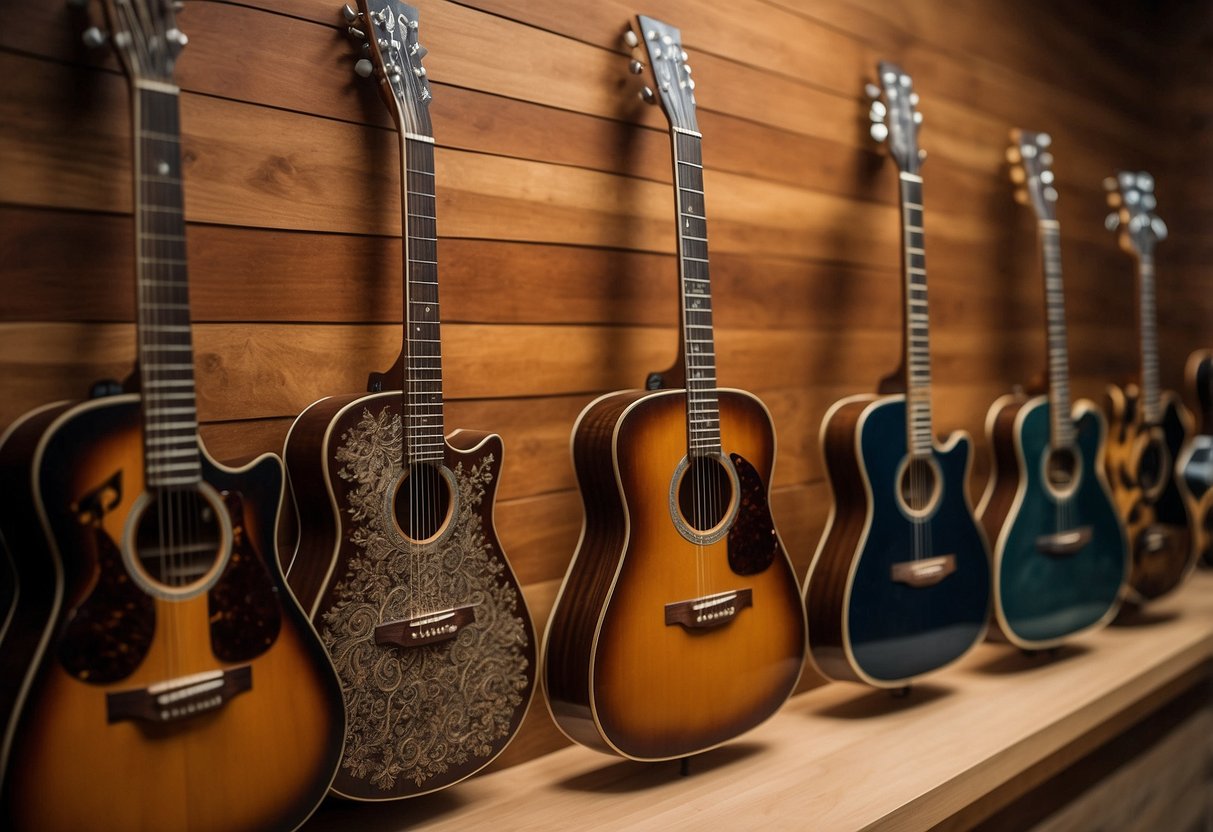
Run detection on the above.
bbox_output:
[322,407,531,791]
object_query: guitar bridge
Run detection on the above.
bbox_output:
[891,555,956,588]
[665,589,752,630]
[106,665,252,725]
[1036,526,1093,556]
[375,604,476,647]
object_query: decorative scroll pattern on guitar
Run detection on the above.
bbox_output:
[323,406,531,789]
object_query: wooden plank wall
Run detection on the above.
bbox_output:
[1,0,1210,774]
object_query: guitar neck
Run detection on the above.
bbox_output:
[899,173,933,458]
[672,129,721,459]
[401,133,445,463]
[1137,252,1161,424]
[133,82,202,489]
[1038,220,1075,446]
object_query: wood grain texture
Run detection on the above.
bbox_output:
[2,0,1211,779]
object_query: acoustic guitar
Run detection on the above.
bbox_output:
[283,0,536,800]
[803,62,991,688]
[542,16,806,761]
[1178,350,1213,566]
[0,3,345,830]
[977,129,1128,648]
[1102,172,1197,603]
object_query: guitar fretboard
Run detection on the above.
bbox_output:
[900,173,933,459]
[674,130,720,458]
[135,85,202,489]
[1137,253,1161,424]
[402,135,445,464]
[1039,221,1075,447]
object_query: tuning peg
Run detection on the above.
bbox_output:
[1014,189,1029,205]
[354,58,374,78]
[913,111,923,124]
[1142,193,1156,210]
[1009,167,1026,184]
[639,86,656,104]
[81,26,107,48]
[918,148,927,162]
[1152,217,1167,240]
[1040,170,1054,184]
[864,82,881,99]
[410,42,428,58]
[629,59,644,74]
[347,26,366,39]
[1124,189,1140,205]
[1106,192,1122,207]
[1037,132,1052,147]
[1105,212,1120,231]
[869,101,886,122]
[1021,144,1037,159]
[341,3,359,22]
[1040,152,1053,168]
[1136,172,1154,192]
[1044,186,1058,202]
[1006,146,1022,164]
[1118,171,1134,189]
[1102,176,1118,192]
[623,29,639,48]
[870,122,888,142]
[909,92,919,106]
[899,73,911,87]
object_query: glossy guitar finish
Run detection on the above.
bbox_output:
[977,129,1127,647]
[979,397,1127,646]
[1177,350,1213,566]
[282,1,535,799]
[1105,385,1196,601]
[0,397,344,832]
[544,17,805,760]
[285,393,535,799]
[808,395,990,685]
[544,388,805,759]
[1102,171,1196,604]
[805,62,990,687]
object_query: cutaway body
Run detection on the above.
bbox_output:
[0,395,344,832]
[544,388,806,761]
[285,391,536,800]
[1105,385,1196,603]
[979,395,1127,647]
[806,394,991,687]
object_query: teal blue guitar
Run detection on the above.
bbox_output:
[978,130,1128,647]
[805,63,991,688]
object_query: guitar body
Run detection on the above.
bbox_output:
[285,391,536,800]
[1104,384,1196,603]
[544,388,805,760]
[0,395,344,832]
[1177,350,1213,566]
[806,394,990,686]
[978,395,1127,647]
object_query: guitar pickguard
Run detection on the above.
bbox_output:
[322,406,532,792]
[726,452,778,575]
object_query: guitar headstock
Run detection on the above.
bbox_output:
[1104,170,1166,258]
[92,0,188,85]
[623,16,698,133]
[1007,128,1058,221]
[865,60,924,174]
[343,0,432,137]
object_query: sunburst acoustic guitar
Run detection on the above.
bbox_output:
[542,15,806,762]
[1102,172,1197,604]
[0,2,345,830]
[283,0,536,800]
[803,62,991,689]
[977,129,1128,649]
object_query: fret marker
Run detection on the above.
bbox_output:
[157,161,170,175]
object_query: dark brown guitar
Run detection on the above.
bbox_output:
[283,0,535,800]
[542,16,806,762]
[1178,350,1213,566]
[1102,172,1197,603]
[0,3,345,830]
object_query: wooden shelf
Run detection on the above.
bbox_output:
[305,571,1213,831]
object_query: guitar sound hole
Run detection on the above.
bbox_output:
[1045,446,1079,492]
[677,455,734,533]
[132,487,225,591]
[393,462,454,544]
[898,457,939,516]
[1137,437,1168,496]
